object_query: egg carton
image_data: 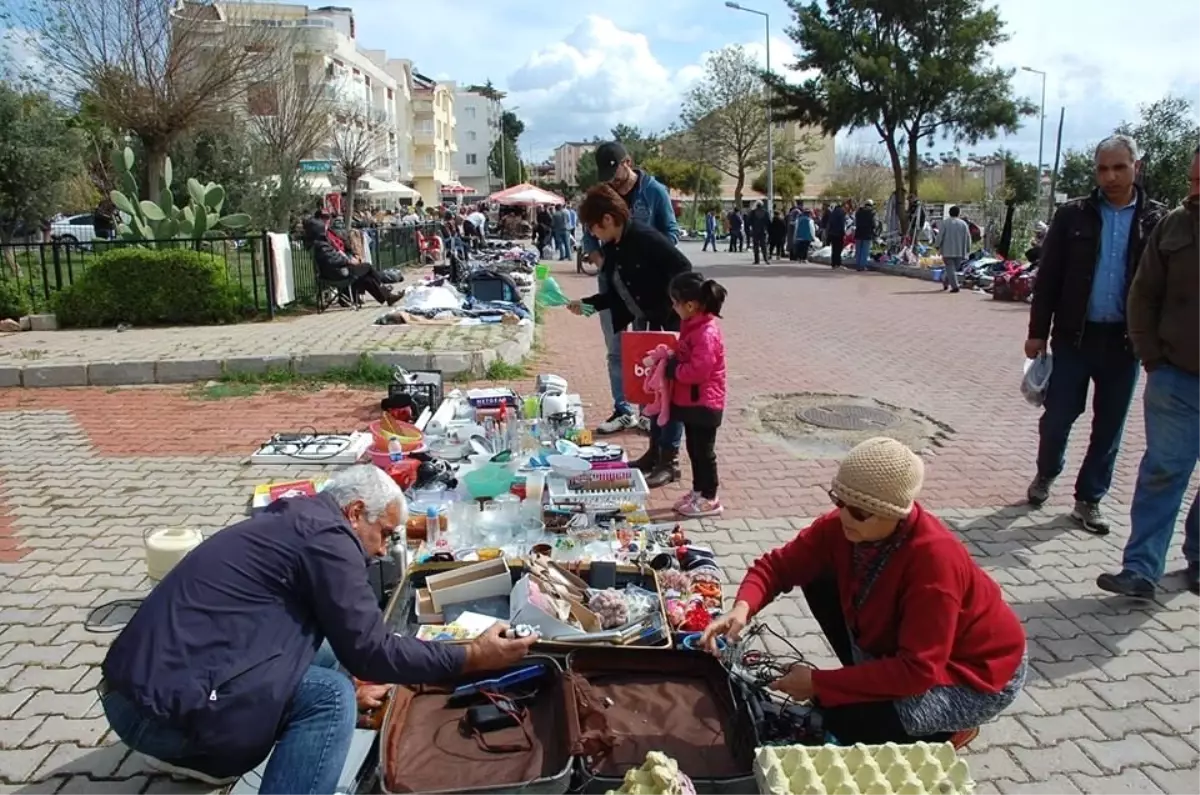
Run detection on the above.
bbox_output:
[754,742,974,795]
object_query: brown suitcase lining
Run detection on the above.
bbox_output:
[381,659,574,794]
[565,649,754,780]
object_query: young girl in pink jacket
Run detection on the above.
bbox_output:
[665,272,728,517]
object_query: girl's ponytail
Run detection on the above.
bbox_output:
[700,279,728,317]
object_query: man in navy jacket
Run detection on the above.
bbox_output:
[101,465,534,792]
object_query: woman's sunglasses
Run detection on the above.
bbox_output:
[828,489,871,522]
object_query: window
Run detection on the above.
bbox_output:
[468,131,477,141]
[465,106,476,119]
[387,88,393,100]
[466,153,477,165]
[424,154,434,168]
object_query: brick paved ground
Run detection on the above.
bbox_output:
[0,248,1194,792]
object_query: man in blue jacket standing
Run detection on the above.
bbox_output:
[581,141,680,436]
[101,465,534,792]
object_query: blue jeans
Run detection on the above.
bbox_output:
[553,230,571,260]
[854,239,871,270]
[102,642,356,794]
[1036,327,1139,502]
[703,231,716,251]
[649,415,685,453]
[599,274,632,417]
[1123,365,1200,582]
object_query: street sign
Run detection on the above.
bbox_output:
[300,160,334,173]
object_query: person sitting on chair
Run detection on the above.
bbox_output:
[304,213,397,306]
[701,437,1027,748]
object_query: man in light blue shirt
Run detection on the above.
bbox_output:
[1025,134,1165,535]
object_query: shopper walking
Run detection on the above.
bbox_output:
[569,184,691,488]
[1024,134,1165,535]
[793,210,816,262]
[826,201,847,269]
[551,206,571,261]
[853,199,876,271]
[1097,147,1200,598]
[579,142,679,437]
[749,202,770,264]
[935,206,971,293]
[655,272,729,518]
[727,208,744,252]
[702,210,718,252]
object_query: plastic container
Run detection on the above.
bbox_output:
[369,420,423,452]
[462,463,517,500]
[144,526,204,582]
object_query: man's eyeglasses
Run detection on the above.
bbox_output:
[828,489,870,522]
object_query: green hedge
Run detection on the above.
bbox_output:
[54,248,250,328]
[0,279,30,321]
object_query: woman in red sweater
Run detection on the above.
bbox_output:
[701,437,1027,746]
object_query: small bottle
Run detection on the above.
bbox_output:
[387,436,403,464]
[426,505,441,545]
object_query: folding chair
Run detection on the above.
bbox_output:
[415,230,443,265]
[315,264,363,313]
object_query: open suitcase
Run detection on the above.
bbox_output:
[376,648,757,794]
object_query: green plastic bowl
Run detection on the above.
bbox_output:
[463,463,516,500]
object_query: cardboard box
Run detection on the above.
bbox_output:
[425,558,511,611]
[415,588,443,624]
[509,574,602,638]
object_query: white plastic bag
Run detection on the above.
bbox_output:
[1022,354,1053,407]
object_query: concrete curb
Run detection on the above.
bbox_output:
[866,261,939,281]
[0,321,535,388]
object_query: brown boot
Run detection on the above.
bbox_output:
[630,442,659,473]
[645,448,680,488]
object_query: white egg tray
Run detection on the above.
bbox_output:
[754,742,974,795]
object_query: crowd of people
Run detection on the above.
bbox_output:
[702,197,880,269]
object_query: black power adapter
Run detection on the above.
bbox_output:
[463,699,521,734]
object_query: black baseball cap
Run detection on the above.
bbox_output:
[594,142,629,182]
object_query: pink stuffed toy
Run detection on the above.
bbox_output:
[640,344,673,427]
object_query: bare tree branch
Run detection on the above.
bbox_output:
[328,99,387,223]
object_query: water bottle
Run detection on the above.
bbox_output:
[387,436,403,464]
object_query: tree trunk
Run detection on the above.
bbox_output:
[145,146,168,205]
[883,138,906,233]
[733,168,745,207]
[906,136,921,209]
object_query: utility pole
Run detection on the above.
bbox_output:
[1022,66,1047,199]
[726,2,773,213]
[1047,107,1065,223]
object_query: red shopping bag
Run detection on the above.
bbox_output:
[621,330,678,405]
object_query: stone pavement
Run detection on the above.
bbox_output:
[0,302,532,387]
[0,248,1195,792]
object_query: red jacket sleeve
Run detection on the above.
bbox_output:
[811,552,963,706]
[735,513,837,615]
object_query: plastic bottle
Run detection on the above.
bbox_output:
[426,505,441,546]
[387,436,403,464]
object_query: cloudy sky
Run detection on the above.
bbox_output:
[349,0,1198,167]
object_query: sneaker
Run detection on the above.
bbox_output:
[1187,562,1199,595]
[596,411,638,435]
[636,415,651,434]
[140,755,239,786]
[677,496,724,518]
[1096,570,1155,600]
[1071,500,1111,536]
[949,727,979,750]
[673,491,699,510]
[1026,475,1054,506]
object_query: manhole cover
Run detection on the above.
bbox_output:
[797,404,900,431]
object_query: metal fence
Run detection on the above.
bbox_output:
[0,222,437,319]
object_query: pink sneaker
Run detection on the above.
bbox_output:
[676,496,723,518]
[673,491,699,510]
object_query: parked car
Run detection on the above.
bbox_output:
[49,214,97,245]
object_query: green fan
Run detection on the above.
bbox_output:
[536,276,595,315]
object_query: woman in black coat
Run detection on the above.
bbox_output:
[567,184,692,488]
[303,214,395,305]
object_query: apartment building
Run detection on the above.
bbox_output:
[712,122,838,204]
[553,142,596,186]
[185,2,458,206]
[453,88,502,198]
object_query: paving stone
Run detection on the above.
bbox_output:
[25,716,108,748]
[1041,634,1111,661]
[961,748,1026,782]
[0,746,53,784]
[1010,740,1102,779]
[154,359,224,384]
[59,775,148,793]
[1083,705,1172,739]
[1069,768,1166,794]
[1143,731,1200,769]
[994,776,1082,794]
[31,743,127,780]
[973,715,1038,750]
[14,692,98,720]
[1146,700,1200,733]
[0,718,43,750]
[141,776,223,794]
[1090,651,1169,680]
[60,646,108,668]
[0,693,33,721]
[1077,735,1174,773]
[1025,682,1108,715]
[86,362,157,387]
[1019,708,1106,745]
[7,667,89,693]
[0,610,55,628]
[1145,765,1200,794]
[0,368,21,389]
[0,777,64,793]
[0,646,77,668]
[1084,675,1177,709]
[20,366,87,388]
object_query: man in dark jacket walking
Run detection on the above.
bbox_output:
[749,201,770,264]
[825,201,848,269]
[853,199,876,271]
[727,208,744,252]
[1025,134,1166,535]
[1098,146,1200,598]
[101,466,534,791]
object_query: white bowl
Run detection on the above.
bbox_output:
[546,454,590,478]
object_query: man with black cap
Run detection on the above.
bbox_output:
[581,141,680,436]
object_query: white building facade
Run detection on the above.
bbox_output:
[453,88,501,199]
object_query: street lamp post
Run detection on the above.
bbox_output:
[1022,66,1047,197]
[726,1,773,213]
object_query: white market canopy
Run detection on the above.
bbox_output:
[359,176,421,200]
[489,183,565,206]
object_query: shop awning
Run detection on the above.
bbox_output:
[359,177,421,200]
[488,183,565,206]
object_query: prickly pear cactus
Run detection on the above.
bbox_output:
[108,147,253,244]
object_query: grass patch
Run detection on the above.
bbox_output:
[186,354,398,400]
[484,359,528,381]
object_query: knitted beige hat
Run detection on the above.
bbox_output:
[830,437,924,520]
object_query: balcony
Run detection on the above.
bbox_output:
[413,128,435,147]
[413,161,435,179]
[413,99,433,116]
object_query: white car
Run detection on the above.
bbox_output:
[49,213,98,245]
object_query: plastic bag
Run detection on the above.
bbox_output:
[1022,354,1053,407]
[535,276,595,315]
